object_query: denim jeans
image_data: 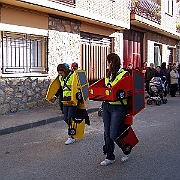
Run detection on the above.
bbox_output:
[63,105,78,125]
[103,103,126,160]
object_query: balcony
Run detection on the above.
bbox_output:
[9,0,129,29]
[48,0,75,7]
[131,0,161,24]
[46,0,130,29]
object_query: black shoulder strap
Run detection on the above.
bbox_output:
[63,71,73,91]
[106,69,124,88]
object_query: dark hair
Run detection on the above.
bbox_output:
[71,62,78,70]
[156,66,161,69]
[135,67,140,71]
[177,64,180,68]
[161,62,166,70]
[178,64,180,73]
[57,64,70,76]
[106,53,121,82]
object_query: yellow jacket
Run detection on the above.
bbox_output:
[59,71,74,98]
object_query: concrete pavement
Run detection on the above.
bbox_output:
[1,91,179,136]
[0,100,102,136]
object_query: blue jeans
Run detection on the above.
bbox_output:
[63,105,78,125]
[103,103,126,160]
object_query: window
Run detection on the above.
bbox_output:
[154,44,162,67]
[1,32,48,75]
[165,0,173,16]
[167,47,174,64]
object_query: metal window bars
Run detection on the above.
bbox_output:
[1,32,48,74]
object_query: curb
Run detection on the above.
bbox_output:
[0,108,99,136]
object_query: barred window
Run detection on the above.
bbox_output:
[1,32,48,75]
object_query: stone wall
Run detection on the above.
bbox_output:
[48,16,81,78]
[113,31,124,65]
[0,77,54,115]
[48,30,80,78]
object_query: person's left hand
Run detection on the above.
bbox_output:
[49,96,56,103]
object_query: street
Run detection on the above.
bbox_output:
[0,96,180,180]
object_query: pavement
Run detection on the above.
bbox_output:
[0,100,102,136]
[1,90,179,136]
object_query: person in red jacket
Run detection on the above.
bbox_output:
[141,62,148,73]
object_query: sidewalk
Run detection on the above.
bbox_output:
[0,100,102,136]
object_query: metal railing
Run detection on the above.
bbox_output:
[1,32,48,74]
[131,0,161,24]
[47,0,76,7]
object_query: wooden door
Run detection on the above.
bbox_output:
[80,32,112,84]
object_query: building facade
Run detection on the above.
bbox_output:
[0,0,130,114]
[129,0,180,68]
[0,0,180,115]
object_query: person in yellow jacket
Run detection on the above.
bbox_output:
[50,64,77,145]
[100,53,130,166]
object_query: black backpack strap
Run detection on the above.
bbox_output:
[62,71,73,91]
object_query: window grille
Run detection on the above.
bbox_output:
[80,32,112,84]
[1,32,48,75]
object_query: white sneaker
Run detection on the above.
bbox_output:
[65,137,75,145]
[100,159,115,166]
[121,155,129,162]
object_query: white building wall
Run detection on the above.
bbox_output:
[162,44,170,65]
[113,31,124,66]
[22,0,130,29]
[147,40,155,66]
[161,0,177,35]
[147,40,176,67]
[48,30,80,78]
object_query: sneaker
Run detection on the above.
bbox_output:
[100,159,115,166]
[121,155,129,162]
[65,137,75,145]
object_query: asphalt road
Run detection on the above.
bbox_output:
[0,96,180,180]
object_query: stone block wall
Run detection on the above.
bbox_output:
[48,30,80,78]
[113,31,124,65]
[48,16,81,78]
[0,77,54,115]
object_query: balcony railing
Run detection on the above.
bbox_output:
[48,0,76,7]
[131,0,161,24]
